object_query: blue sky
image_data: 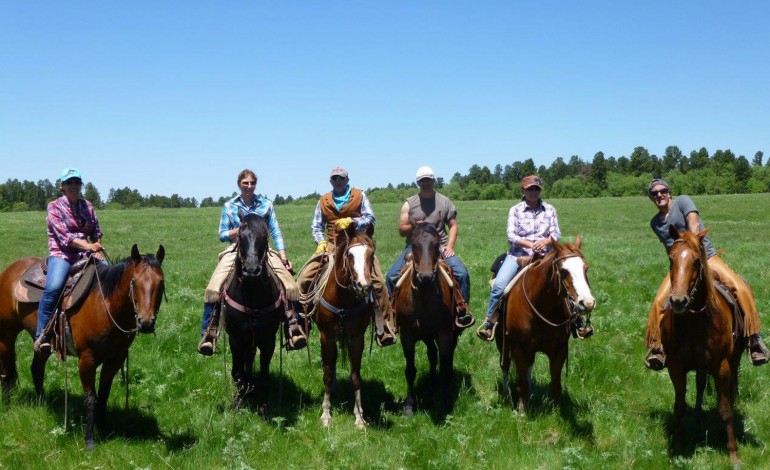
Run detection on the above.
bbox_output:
[2,1,769,202]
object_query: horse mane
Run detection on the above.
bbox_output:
[677,231,720,313]
[95,253,162,297]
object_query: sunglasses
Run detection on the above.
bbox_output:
[525,186,541,192]
[241,181,256,187]
[330,176,347,181]
[650,188,670,197]
[64,180,83,186]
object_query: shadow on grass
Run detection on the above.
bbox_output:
[317,375,398,430]
[495,373,595,443]
[397,369,475,425]
[650,401,760,461]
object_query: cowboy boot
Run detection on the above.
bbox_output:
[748,333,769,366]
[644,345,666,371]
[476,319,497,341]
[197,302,218,356]
[285,308,307,351]
[375,304,397,347]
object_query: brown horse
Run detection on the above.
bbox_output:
[314,224,376,428]
[495,235,595,414]
[661,226,744,465]
[222,213,285,414]
[0,245,165,450]
[392,223,458,416]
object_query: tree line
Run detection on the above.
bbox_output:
[2,146,768,212]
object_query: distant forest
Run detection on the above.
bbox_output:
[2,146,768,212]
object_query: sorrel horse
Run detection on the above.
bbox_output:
[314,223,376,428]
[661,226,744,465]
[222,213,285,413]
[392,223,458,416]
[495,235,595,414]
[0,245,165,450]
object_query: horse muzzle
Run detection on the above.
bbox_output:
[415,271,436,286]
[670,295,689,314]
[577,296,596,313]
[136,316,157,334]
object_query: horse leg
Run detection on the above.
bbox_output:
[694,369,707,424]
[257,330,277,419]
[401,332,417,417]
[228,334,251,407]
[95,353,127,435]
[437,333,456,415]
[497,336,511,401]
[0,336,19,404]
[77,352,99,451]
[548,344,568,406]
[426,340,438,383]
[31,351,50,400]
[349,330,367,429]
[320,330,337,427]
[513,349,532,415]
[667,365,687,454]
[715,361,740,465]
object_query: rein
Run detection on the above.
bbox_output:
[522,253,582,329]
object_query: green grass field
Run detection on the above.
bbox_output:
[1,194,769,469]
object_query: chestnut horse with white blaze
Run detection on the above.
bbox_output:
[495,235,595,414]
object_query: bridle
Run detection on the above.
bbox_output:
[522,252,585,328]
[669,239,708,314]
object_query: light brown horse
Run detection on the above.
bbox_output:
[661,226,743,466]
[314,224,376,428]
[495,235,595,414]
[0,245,165,450]
[392,223,458,416]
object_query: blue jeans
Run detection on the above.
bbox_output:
[35,256,71,340]
[485,254,520,320]
[386,246,471,302]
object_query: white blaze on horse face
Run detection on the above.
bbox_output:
[348,245,370,287]
[562,257,595,311]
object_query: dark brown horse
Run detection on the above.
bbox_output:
[222,213,285,414]
[661,226,743,465]
[495,235,595,414]
[392,223,458,416]
[0,245,165,450]
[314,224,376,428]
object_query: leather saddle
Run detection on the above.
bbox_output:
[14,257,97,310]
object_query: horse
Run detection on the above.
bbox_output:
[0,245,165,450]
[221,213,286,414]
[314,223,377,428]
[392,223,458,416]
[661,226,744,465]
[495,235,595,414]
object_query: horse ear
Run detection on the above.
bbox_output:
[238,208,246,222]
[365,224,375,237]
[156,245,165,265]
[574,234,582,249]
[131,244,141,263]
[668,224,681,240]
[698,227,710,240]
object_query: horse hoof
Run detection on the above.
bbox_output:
[355,419,367,429]
[86,441,95,452]
[321,415,332,427]
[404,406,414,417]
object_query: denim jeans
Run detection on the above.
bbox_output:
[485,254,520,319]
[386,246,471,302]
[35,256,72,340]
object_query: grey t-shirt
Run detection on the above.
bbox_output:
[650,195,716,258]
[404,192,457,247]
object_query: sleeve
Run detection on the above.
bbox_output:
[218,203,235,242]
[676,195,698,219]
[311,200,325,244]
[266,203,287,251]
[47,202,77,247]
[354,192,375,231]
[548,206,561,243]
[86,201,103,242]
[507,205,521,247]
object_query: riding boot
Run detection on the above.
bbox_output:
[285,307,307,351]
[374,300,397,347]
[197,302,218,356]
[571,315,594,340]
[476,320,496,341]
[33,309,56,354]
[748,333,769,366]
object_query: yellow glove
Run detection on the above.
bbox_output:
[334,217,353,231]
[314,240,328,255]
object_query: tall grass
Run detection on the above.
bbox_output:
[0,194,768,469]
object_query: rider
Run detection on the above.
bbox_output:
[644,178,769,369]
[386,166,474,329]
[34,168,106,354]
[197,169,306,356]
[296,166,396,347]
[475,175,594,341]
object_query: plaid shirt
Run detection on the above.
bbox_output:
[507,198,561,257]
[311,190,375,244]
[46,196,102,262]
[219,196,286,251]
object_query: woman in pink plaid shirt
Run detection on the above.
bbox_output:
[33,168,105,354]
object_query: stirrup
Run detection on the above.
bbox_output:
[285,324,308,351]
[475,321,497,342]
[34,336,52,355]
[644,347,666,371]
[747,339,769,366]
[197,336,216,356]
[455,311,476,329]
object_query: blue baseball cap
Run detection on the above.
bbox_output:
[60,168,82,182]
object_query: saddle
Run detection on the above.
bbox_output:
[14,257,96,309]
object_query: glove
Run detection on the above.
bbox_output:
[314,240,328,255]
[334,217,353,230]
